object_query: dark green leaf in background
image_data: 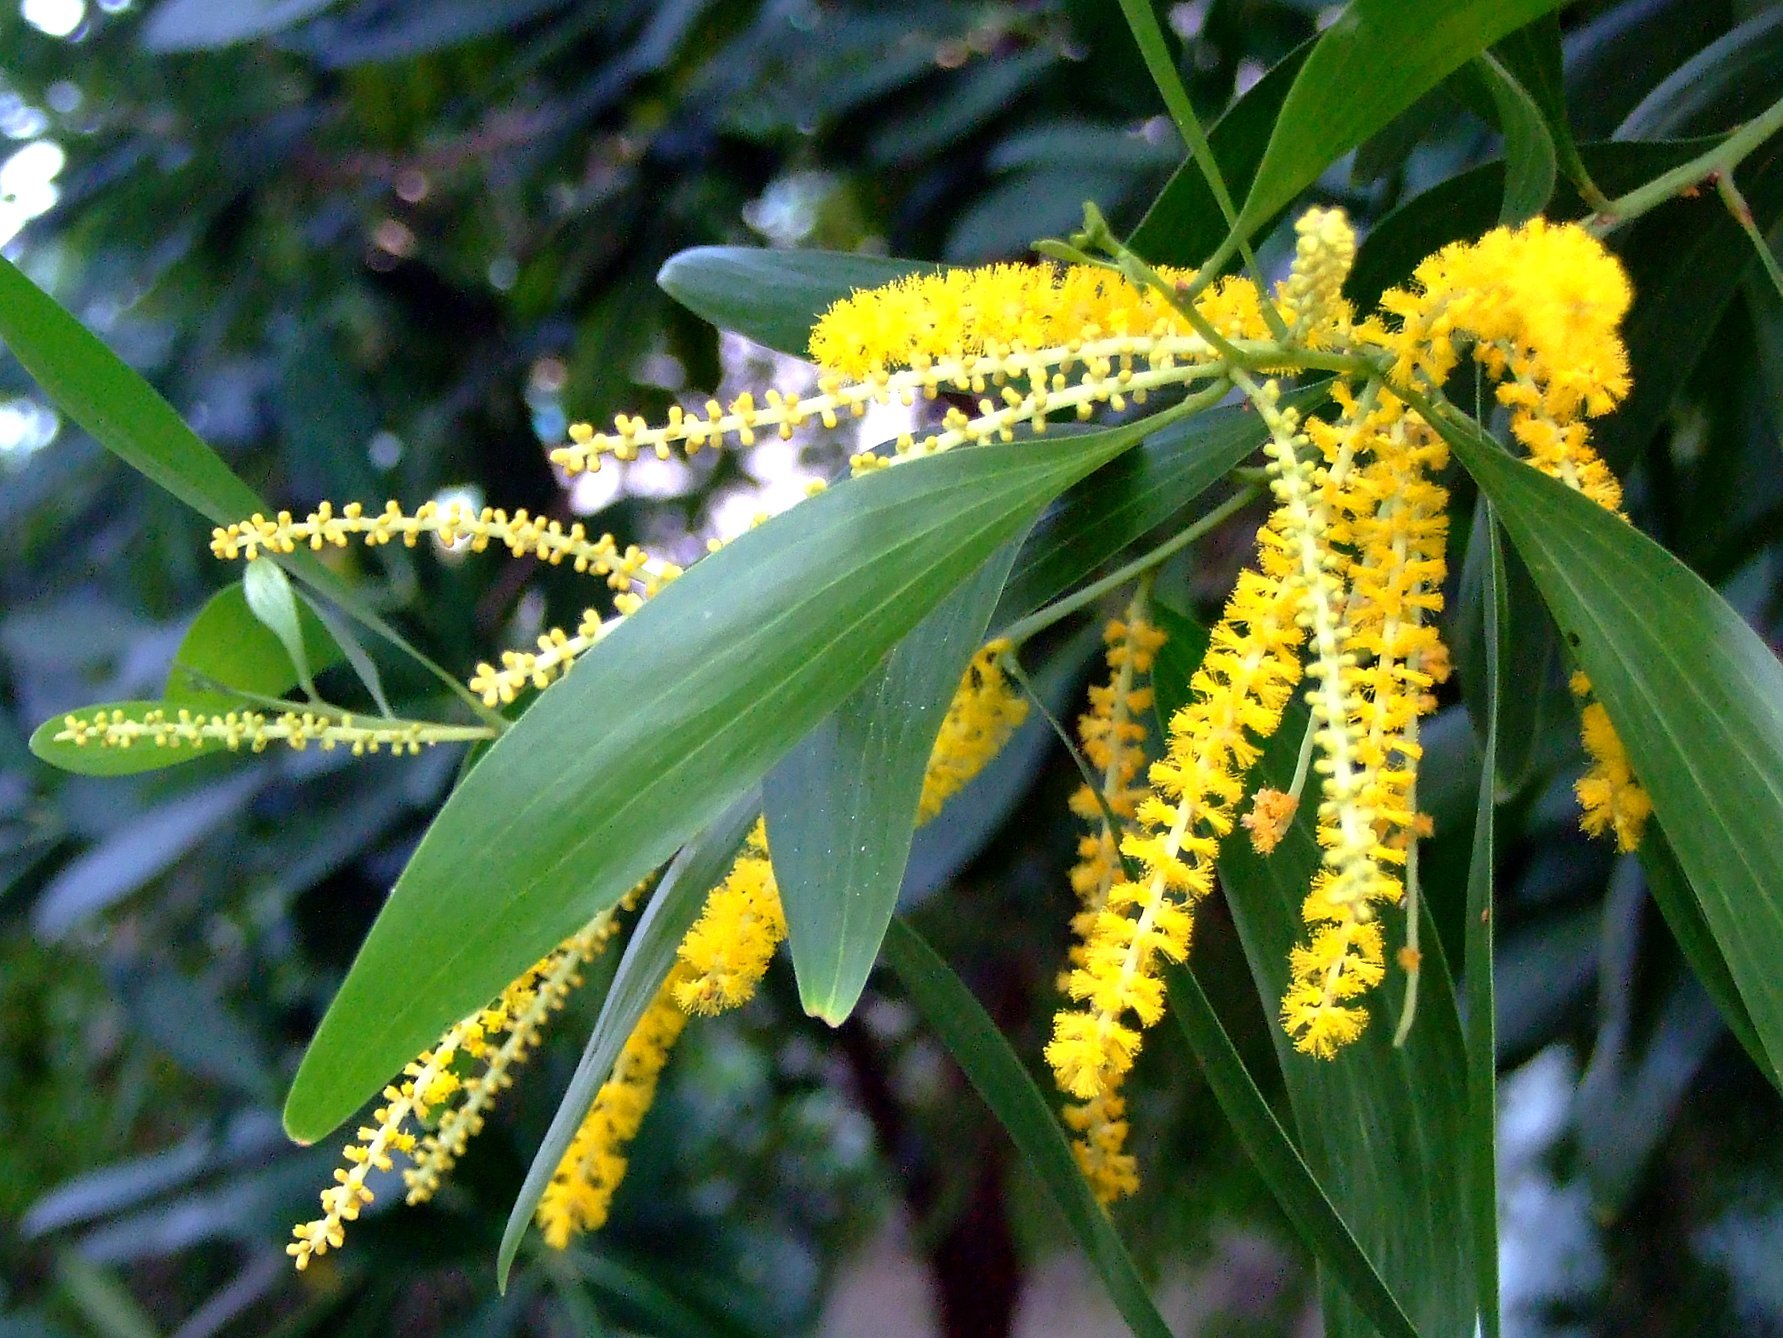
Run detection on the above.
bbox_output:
[1231,0,1566,244]
[656,248,937,361]
[1471,52,1558,223]
[1445,418,1783,1087]
[882,918,1174,1338]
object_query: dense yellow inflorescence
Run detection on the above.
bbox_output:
[1059,608,1165,1203]
[552,263,1270,476]
[1570,673,1652,851]
[918,639,1030,823]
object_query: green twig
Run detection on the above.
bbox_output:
[1588,92,1783,234]
[1112,0,1285,335]
[1000,479,1261,649]
[1716,171,1783,304]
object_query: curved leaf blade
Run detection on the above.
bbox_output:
[1233,0,1566,241]
[1472,52,1557,224]
[1444,419,1783,1084]
[764,541,1021,1025]
[882,918,1174,1338]
[656,248,937,359]
[167,583,342,707]
[284,422,1156,1142]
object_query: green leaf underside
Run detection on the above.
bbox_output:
[1466,514,1504,1336]
[1234,0,1567,241]
[1445,427,1783,1085]
[243,559,318,699]
[1472,52,1557,224]
[496,797,759,1289]
[655,247,938,360]
[284,423,1156,1142]
[765,541,1021,1025]
[1163,629,1476,1334]
[0,254,476,707]
[881,919,1174,1338]
[167,583,344,708]
[1164,967,1419,1338]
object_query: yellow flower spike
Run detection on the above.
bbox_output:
[56,707,493,757]
[1570,673,1652,852]
[1278,206,1356,344]
[288,900,638,1268]
[1046,556,1305,1103]
[917,639,1030,823]
[537,969,693,1248]
[1055,604,1166,1205]
[552,263,1269,477]
[672,822,786,1016]
[403,909,629,1205]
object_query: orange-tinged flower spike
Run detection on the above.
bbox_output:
[56,707,493,757]
[1570,673,1652,851]
[918,639,1030,823]
[552,263,1270,477]
[1059,607,1167,1203]
[536,969,692,1247]
[1242,788,1299,855]
[1046,555,1305,1102]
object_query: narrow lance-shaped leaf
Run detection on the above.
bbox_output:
[764,540,1022,1025]
[882,919,1174,1338]
[1444,422,1783,1085]
[497,796,760,1288]
[0,255,482,714]
[1164,965,1419,1338]
[284,419,1159,1143]
[1465,510,1505,1338]
[1231,0,1566,245]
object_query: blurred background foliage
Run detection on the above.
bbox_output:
[1,0,1782,1334]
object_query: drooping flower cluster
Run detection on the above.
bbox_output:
[51,195,1655,1249]
[1059,606,1166,1203]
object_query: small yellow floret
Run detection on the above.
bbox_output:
[1570,675,1651,851]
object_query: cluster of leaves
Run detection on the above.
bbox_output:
[4,1,1783,1336]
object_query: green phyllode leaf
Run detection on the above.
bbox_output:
[1445,424,1783,1086]
[1231,0,1567,245]
[656,247,937,360]
[764,541,1022,1026]
[0,253,484,715]
[284,420,1161,1143]
[168,582,344,707]
[1151,600,1476,1336]
[882,918,1174,1338]
[1471,52,1558,224]
[1464,512,1505,1338]
[497,797,759,1288]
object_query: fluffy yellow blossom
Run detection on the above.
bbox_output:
[1570,673,1652,852]
[672,822,785,1015]
[917,639,1030,823]
[1058,606,1166,1203]
[536,970,692,1247]
[552,263,1270,476]
[1046,553,1304,1102]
